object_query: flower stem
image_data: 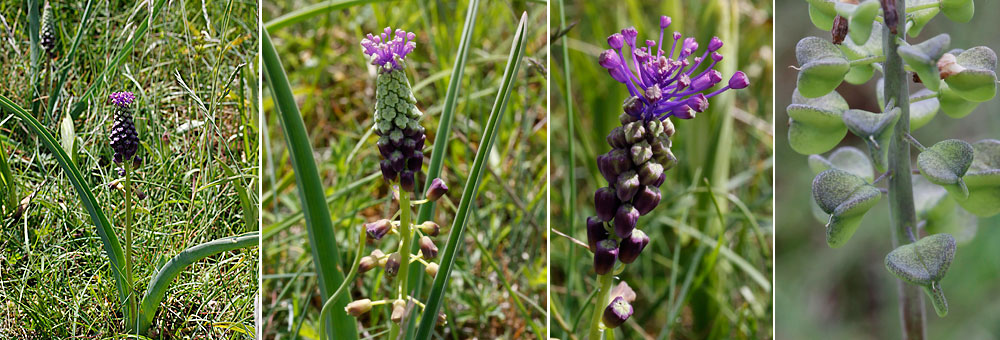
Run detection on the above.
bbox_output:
[587,273,613,340]
[389,187,413,339]
[124,161,136,331]
[882,1,926,338]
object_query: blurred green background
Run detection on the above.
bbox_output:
[776,1,1000,339]
[261,1,547,338]
[551,0,773,339]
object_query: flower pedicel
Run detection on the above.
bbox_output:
[589,15,748,334]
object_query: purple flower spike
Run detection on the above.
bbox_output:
[109,92,135,107]
[361,27,417,73]
[598,16,748,121]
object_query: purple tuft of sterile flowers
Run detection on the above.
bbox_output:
[109,92,136,108]
[598,16,749,121]
[361,27,417,73]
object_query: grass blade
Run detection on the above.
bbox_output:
[261,29,357,340]
[28,0,40,116]
[68,0,168,118]
[264,0,394,31]
[46,0,94,118]
[136,232,259,333]
[0,137,16,214]
[413,12,529,339]
[403,0,480,335]
[0,94,128,316]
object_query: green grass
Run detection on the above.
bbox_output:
[0,1,259,338]
[775,1,1000,338]
[261,1,547,339]
[550,1,773,339]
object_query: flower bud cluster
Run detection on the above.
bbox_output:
[109,92,140,165]
[589,15,748,330]
[40,3,57,58]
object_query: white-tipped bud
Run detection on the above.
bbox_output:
[418,221,441,236]
[391,299,407,323]
[425,262,439,277]
[345,299,372,316]
[938,53,965,79]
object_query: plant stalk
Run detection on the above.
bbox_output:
[319,229,367,340]
[389,187,413,339]
[124,161,136,330]
[587,273,613,340]
[882,0,925,338]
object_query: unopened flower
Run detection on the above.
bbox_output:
[586,216,609,253]
[425,262,439,277]
[40,3,57,58]
[419,236,438,260]
[618,229,649,264]
[417,221,440,236]
[594,239,618,275]
[425,178,448,201]
[345,299,372,316]
[365,219,393,241]
[390,299,407,323]
[385,252,401,277]
[602,296,633,329]
[109,92,139,164]
[359,249,385,273]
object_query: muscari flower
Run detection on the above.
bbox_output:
[40,3,57,58]
[590,15,748,326]
[109,91,139,165]
[363,27,428,192]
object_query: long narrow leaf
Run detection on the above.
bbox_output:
[413,12,529,339]
[0,94,129,314]
[264,0,394,31]
[46,0,94,117]
[28,0,40,116]
[136,232,259,333]
[403,0,480,335]
[261,30,357,340]
[68,0,169,118]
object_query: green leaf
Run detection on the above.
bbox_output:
[844,64,874,85]
[907,0,942,36]
[885,234,956,317]
[944,46,998,102]
[937,82,979,118]
[787,88,849,155]
[842,107,900,172]
[838,21,882,60]
[414,12,529,339]
[808,146,875,182]
[898,34,950,92]
[812,169,882,248]
[941,0,974,23]
[136,233,258,333]
[875,79,939,130]
[918,139,974,198]
[795,37,850,98]
[839,0,878,45]
[807,0,838,30]
[955,139,1000,217]
[59,114,78,166]
[262,30,357,340]
[264,0,396,31]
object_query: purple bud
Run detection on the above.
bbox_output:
[708,36,723,51]
[366,219,393,240]
[401,137,417,154]
[671,104,694,119]
[619,112,638,125]
[389,151,405,172]
[639,162,663,186]
[623,96,644,117]
[662,118,675,137]
[633,186,661,215]
[608,33,625,49]
[624,121,646,144]
[400,171,415,192]
[587,216,610,253]
[614,204,639,238]
[619,229,649,264]
[380,160,398,182]
[711,52,723,62]
[616,171,640,202]
[686,94,709,113]
[599,50,622,69]
[606,127,629,149]
[359,249,384,273]
[660,16,671,29]
[644,84,663,103]
[594,239,618,275]
[729,71,750,89]
[420,236,438,259]
[621,27,638,47]
[407,152,423,171]
[672,32,682,41]
[652,172,667,187]
[630,141,652,165]
[385,252,401,277]
[602,296,633,329]
[425,178,448,201]
[597,154,617,183]
[594,187,620,222]
[607,149,634,176]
